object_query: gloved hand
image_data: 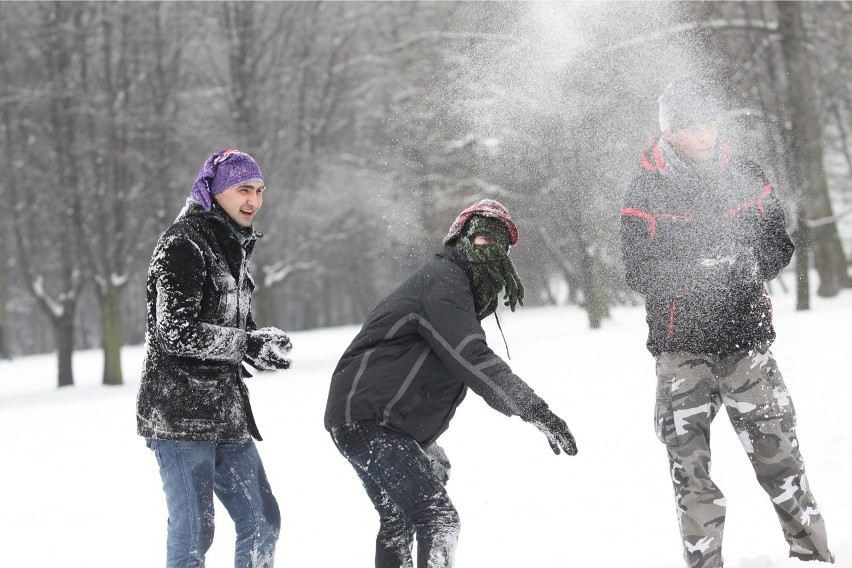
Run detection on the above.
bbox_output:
[245,327,292,371]
[526,408,577,456]
[730,251,763,286]
[423,443,451,484]
[696,243,762,289]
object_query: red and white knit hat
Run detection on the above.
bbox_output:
[443,199,518,246]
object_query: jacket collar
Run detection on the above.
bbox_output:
[438,245,472,280]
[642,138,732,175]
[180,198,260,280]
[437,245,498,320]
[180,197,261,244]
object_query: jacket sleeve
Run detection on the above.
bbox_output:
[151,234,247,364]
[750,171,794,281]
[417,265,549,420]
[620,179,697,297]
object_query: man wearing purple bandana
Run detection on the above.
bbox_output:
[138,149,291,568]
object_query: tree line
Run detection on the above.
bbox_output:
[0,1,849,387]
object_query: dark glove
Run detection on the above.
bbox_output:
[423,443,451,484]
[245,327,292,371]
[730,252,763,286]
[526,408,577,456]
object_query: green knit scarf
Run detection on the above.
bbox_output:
[455,217,525,314]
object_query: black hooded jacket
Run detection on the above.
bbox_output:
[620,140,794,356]
[324,246,548,446]
[137,199,263,442]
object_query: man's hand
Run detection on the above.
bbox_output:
[697,243,762,287]
[245,327,292,371]
[423,443,451,484]
[730,252,763,286]
[527,409,577,456]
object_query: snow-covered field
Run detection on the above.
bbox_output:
[1,280,850,568]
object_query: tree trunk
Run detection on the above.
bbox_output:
[100,285,124,386]
[777,1,851,298]
[55,315,75,388]
[792,218,811,311]
[579,238,608,330]
[254,285,278,329]
[0,228,9,358]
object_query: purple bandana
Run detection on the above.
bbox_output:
[190,149,264,211]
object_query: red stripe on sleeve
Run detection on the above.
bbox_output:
[621,207,657,239]
[652,143,668,173]
[725,202,756,216]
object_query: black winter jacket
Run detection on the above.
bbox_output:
[324,246,549,446]
[620,141,794,356]
[137,199,263,442]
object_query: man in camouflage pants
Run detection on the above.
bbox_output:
[621,78,833,567]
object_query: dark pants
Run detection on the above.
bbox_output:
[330,421,460,568]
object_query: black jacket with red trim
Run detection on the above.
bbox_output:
[323,245,549,446]
[620,140,794,356]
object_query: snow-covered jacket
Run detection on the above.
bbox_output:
[620,140,794,356]
[324,246,550,446]
[137,199,262,442]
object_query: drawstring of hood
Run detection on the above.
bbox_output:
[493,310,511,360]
[447,210,525,361]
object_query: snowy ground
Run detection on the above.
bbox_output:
[1,278,850,568]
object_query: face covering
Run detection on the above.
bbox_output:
[455,233,524,317]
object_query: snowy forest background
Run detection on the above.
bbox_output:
[1,1,851,388]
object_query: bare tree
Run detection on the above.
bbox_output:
[3,3,90,386]
[3,1,852,363]
[776,1,850,298]
[73,3,184,385]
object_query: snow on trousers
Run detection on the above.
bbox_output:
[654,348,833,568]
[330,421,460,568]
[146,439,281,568]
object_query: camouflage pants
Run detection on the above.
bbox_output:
[654,349,833,568]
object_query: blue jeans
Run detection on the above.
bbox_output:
[146,439,281,568]
[330,421,460,568]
